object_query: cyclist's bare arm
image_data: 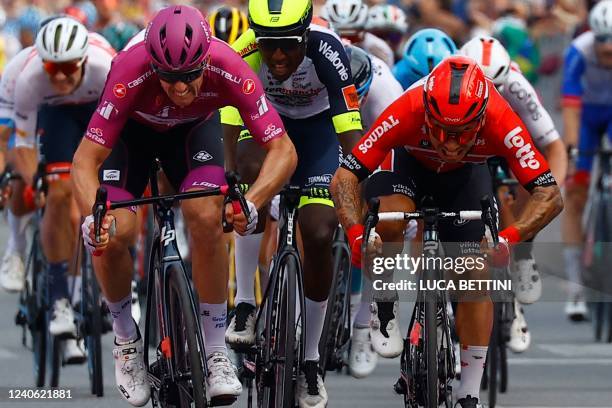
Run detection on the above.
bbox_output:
[13,146,36,184]
[338,129,363,160]
[0,125,11,172]
[223,124,240,173]
[72,138,112,215]
[545,139,568,185]
[330,167,363,230]
[514,184,563,241]
[245,133,297,208]
[562,105,581,148]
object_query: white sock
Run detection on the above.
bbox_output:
[234,233,263,306]
[200,302,227,357]
[457,345,488,401]
[304,298,327,362]
[7,210,27,258]
[354,276,373,328]
[67,275,82,305]
[107,294,137,342]
[563,245,583,297]
[350,293,361,328]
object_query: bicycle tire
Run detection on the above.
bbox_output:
[82,250,104,397]
[260,254,297,408]
[319,244,350,378]
[47,334,61,387]
[167,264,207,408]
[424,282,438,408]
[499,339,508,393]
[488,303,500,408]
[30,237,46,387]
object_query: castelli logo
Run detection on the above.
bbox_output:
[427,76,435,92]
[113,83,126,98]
[242,79,256,95]
[476,80,484,98]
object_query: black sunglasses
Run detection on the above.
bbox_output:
[595,34,612,43]
[152,64,205,84]
[256,34,307,52]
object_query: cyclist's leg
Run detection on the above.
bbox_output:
[437,164,493,403]
[163,114,241,398]
[93,119,154,406]
[225,127,267,346]
[38,103,96,337]
[563,106,603,318]
[362,148,416,361]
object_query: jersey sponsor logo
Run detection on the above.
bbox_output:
[113,83,127,98]
[530,171,556,187]
[191,181,219,188]
[87,127,105,145]
[342,85,359,111]
[256,95,269,116]
[242,79,256,95]
[508,81,542,121]
[98,101,117,120]
[238,42,257,57]
[128,70,153,88]
[318,40,349,81]
[262,123,283,142]
[102,169,120,181]
[503,126,541,170]
[342,153,363,171]
[476,80,484,98]
[453,219,470,226]
[205,65,242,84]
[306,174,333,186]
[358,115,400,154]
[427,75,435,92]
[193,150,213,162]
[161,226,175,247]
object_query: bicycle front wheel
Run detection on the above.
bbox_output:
[29,237,46,387]
[424,286,438,408]
[167,265,207,408]
[82,250,103,397]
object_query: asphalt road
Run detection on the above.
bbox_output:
[1,36,611,408]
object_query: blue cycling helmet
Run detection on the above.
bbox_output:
[395,28,457,88]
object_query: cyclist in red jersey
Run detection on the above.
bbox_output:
[331,56,563,408]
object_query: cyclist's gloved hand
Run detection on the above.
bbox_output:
[269,194,280,222]
[347,224,365,267]
[82,213,116,256]
[404,219,418,241]
[228,199,258,236]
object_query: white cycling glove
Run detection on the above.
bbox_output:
[244,199,258,235]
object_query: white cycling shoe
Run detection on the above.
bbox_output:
[131,281,141,324]
[508,299,531,353]
[370,301,403,358]
[349,326,378,378]
[206,351,242,400]
[49,298,77,338]
[225,302,256,347]
[113,333,150,407]
[63,338,87,365]
[0,252,25,292]
[565,294,588,322]
[512,258,542,304]
[296,360,328,408]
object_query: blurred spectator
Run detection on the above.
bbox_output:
[93,0,140,50]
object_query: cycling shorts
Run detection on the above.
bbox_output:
[99,112,225,205]
[577,104,612,172]
[364,147,494,257]
[38,102,98,164]
[238,110,339,208]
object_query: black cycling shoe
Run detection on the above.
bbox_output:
[455,395,482,408]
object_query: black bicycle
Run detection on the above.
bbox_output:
[14,162,72,388]
[372,196,499,408]
[582,149,612,342]
[93,165,250,408]
[318,224,352,378]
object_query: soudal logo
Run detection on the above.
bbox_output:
[319,40,349,81]
[358,115,400,154]
[503,126,540,170]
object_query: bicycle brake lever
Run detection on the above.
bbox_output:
[363,197,380,252]
[93,187,108,243]
[480,195,499,246]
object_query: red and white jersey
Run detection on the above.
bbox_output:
[342,80,556,191]
[13,33,116,148]
[0,46,34,119]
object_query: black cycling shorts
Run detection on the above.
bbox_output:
[364,147,495,256]
[99,112,224,203]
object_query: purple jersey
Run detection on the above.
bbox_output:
[86,37,284,148]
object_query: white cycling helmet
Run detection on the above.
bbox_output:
[589,0,612,38]
[35,16,89,62]
[366,4,408,33]
[323,0,369,34]
[460,36,511,87]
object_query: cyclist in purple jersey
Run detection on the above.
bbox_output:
[72,5,297,406]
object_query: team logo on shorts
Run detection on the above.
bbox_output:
[113,83,127,99]
[242,79,256,95]
[193,150,213,162]
[103,169,120,181]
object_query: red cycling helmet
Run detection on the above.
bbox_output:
[145,5,212,72]
[423,55,489,144]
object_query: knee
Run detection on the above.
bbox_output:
[183,198,223,241]
[300,210,336,249]
[46,180,73,206]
